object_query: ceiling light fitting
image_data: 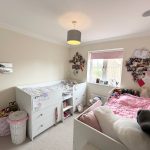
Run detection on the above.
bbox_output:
[67,21,81,45]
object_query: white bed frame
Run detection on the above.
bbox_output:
[73,102,128,150]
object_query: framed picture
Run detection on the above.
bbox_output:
[0,63,13,74]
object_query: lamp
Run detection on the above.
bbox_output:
[67,21,81,45]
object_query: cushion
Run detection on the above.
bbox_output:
[114,118,150,150]
[79,111,101,131]
[137,110,150,135]
[94,106,120,140]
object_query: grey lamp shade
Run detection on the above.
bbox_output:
[67,29,81,45]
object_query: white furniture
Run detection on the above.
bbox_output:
[90,93,107,105]
[16,80,86,140]
[16,81,62,140]
[73,102,128,150]
[62,94,73,121]
[73,82,86,111]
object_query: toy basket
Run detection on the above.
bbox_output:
[0,117,10,136]
[7,111,28,144]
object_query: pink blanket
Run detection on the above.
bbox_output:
[105,94,150,118]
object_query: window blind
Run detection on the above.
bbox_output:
[90,50,124,59]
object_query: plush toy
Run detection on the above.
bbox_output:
[112,91,120,98]
[137,110,150,135]
[110,88,140,98]
[111,88,121,98]
[0,107,10,118]
[0,101,18,118]
[77,104,83,113]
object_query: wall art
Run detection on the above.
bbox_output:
[69,52,86,75]
[126,48,150,87]
[0,63,13,74]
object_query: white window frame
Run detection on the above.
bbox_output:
[87,48,124,87]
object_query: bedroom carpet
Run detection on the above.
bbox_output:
[0,115,77,150]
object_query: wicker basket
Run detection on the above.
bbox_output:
[9,122,27,144]
[7,111,28,144]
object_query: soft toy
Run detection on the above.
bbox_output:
[0,101,18,118]
[137,110,150,135]
[111,92,120,98]
[111,88,121,98]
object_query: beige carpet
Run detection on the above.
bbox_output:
[0,115,77,150]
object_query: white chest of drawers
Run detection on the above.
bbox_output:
[31,106,55,137]
[16,81,63,140]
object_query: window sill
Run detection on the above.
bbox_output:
[87,82,117,88]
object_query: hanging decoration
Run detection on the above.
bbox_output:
[69,52,86,75]
[126,48,150,87]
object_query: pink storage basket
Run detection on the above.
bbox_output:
[7,111,28,145]
[0,117,10,136]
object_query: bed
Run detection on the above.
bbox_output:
[73,93,150,150]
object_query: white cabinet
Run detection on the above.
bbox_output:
[73,82,86,111]
[16,81,63,140]
[16,80,87,140]
[32,106,55,137]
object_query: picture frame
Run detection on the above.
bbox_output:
[0,63,13,74]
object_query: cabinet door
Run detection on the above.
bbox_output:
[32,106,55,137]
[78,84,86,105]
[73,83,86,111]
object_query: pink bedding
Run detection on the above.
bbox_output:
[105,94,150,118]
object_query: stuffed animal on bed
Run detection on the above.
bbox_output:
[110,88,140,99]
[137,110,150,135]
[110,88,121,98]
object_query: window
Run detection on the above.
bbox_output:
[87,49,124,87]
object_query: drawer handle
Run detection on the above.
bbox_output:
[40,114,43,116]
[40,125,43,127]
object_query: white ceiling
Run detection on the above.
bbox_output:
[0,0,150,45]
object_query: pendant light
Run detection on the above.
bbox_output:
[67,21,81,45]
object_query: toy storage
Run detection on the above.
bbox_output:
[8,111,28,144]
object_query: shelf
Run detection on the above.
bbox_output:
[63,105,73,112]
[63,114,72,120]
[62,94,72,100]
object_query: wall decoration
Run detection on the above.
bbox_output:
[0,63,13,74]
[69,52,86,75]
[126,48,150,87]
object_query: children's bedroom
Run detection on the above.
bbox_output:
[0,0,150,150]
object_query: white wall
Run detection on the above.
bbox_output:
[0,28,69,109]
[69,36,150,101]
[1,27,150,108]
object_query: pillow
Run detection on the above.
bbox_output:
[79,111,101,131]
[94,106,120,140]
[137,110,150,135]
[114,118,150,150]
